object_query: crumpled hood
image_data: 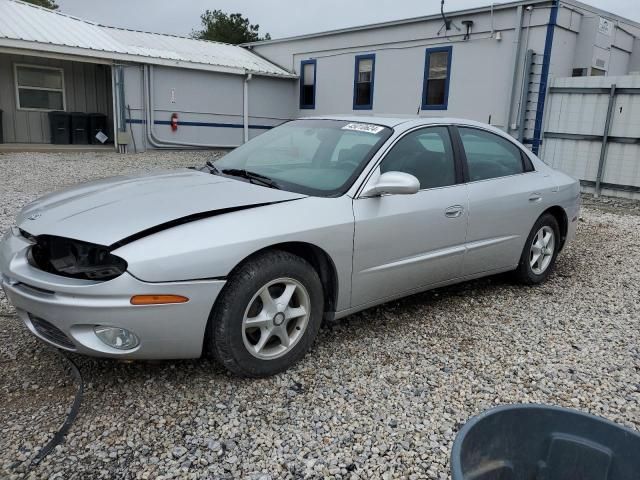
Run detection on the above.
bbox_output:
[17,169,305,246]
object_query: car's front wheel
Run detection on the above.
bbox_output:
[209,250,323,377]
[514,213,561,285]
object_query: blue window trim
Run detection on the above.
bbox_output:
[353,53,376,110]
[299,59,317,109]
[422,46,452,111]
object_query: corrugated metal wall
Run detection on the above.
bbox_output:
[0,53,113,143]
[123,65,295,152]
[541,75,640,199]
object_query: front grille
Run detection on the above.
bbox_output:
[29,315,76,350]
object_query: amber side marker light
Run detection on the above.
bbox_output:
[130,295,189,305]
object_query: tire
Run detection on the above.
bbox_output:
[514,213,561,285]
[209,250,324,377]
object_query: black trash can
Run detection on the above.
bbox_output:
[88,113,109,144]
[451,404,640,480]
[48,111,71,144]
[70,112,89,144]
[0,109,3,143]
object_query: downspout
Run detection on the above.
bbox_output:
[117,66,126,151]
[110,64,119,152]
[503,5,524,133]
[111,64,127,153]
[144,64,243,149]
[532,0,559,155]
[243,73,253,143]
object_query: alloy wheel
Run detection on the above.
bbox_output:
[241,278,311,360]
[530,226,555,275]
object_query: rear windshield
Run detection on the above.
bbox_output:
[215,119,392,196]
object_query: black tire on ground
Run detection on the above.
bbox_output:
[513,213,561,285]
[208,250,324,377]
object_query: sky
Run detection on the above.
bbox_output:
[55,0,640,40]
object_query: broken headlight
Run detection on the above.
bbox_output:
[28,235,127,281]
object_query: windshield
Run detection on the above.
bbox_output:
[214,119,392,196]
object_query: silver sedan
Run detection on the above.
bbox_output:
[0,117,580,376]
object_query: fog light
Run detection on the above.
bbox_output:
[94,326,140,350]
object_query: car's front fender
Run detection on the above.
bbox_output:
[112,196,355,311]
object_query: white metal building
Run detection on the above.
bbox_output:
[0,0,296,150]
[1,0,639,163]
[246,0,640,154]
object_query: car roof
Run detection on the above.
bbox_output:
[299,115,496,130]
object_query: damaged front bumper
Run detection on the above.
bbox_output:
[0,228,224,359]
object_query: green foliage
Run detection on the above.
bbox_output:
[192,10,270,44]
[22,0,59,9]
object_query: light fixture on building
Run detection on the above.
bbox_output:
[462,20,474,40]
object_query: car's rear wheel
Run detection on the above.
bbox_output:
[209,250,323,377]
[514,213,560,285]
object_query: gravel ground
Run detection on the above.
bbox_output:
[1,151,639,480]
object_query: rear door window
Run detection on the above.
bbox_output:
[458,128,528,182]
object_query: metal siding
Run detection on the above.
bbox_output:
[0,52,112,143]
[84,62,96,111]
[121,64,295,152]
[152,66,243,115]
[122,65,145,151]
[550,26,579,78]
[288,29,521,126]
[252,6,554,131]
[603,143,640,187]
[613,28,634,52]
[629,39,640,73]
[541,137,601,180]
[0,53,16,141]
[541,75,640,196]
[151,113,245,146]
[72,61,86,112]
[608,48,630,76]
[248,76,295,122]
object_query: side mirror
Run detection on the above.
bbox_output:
[361,171,420,197]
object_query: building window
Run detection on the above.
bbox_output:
[590,67,606,76]
[572,68,587,77]
[15,64,65,111]
[300,59,316,109]
[422,46,452,110]
[353,54,375,110]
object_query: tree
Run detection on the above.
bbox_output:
[22,0,58,9]
[192,10,271,44]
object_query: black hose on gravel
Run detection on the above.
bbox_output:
[30,349,84,466]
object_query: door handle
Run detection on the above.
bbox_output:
[529,193,542,202]
[445,205,464,218]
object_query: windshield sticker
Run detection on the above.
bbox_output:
[342,123,385,134]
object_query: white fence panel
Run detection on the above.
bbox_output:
[543,138,601,181]
[540,75,640,199]
[602,143,640,187]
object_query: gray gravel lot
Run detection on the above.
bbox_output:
[1,151,639,479]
